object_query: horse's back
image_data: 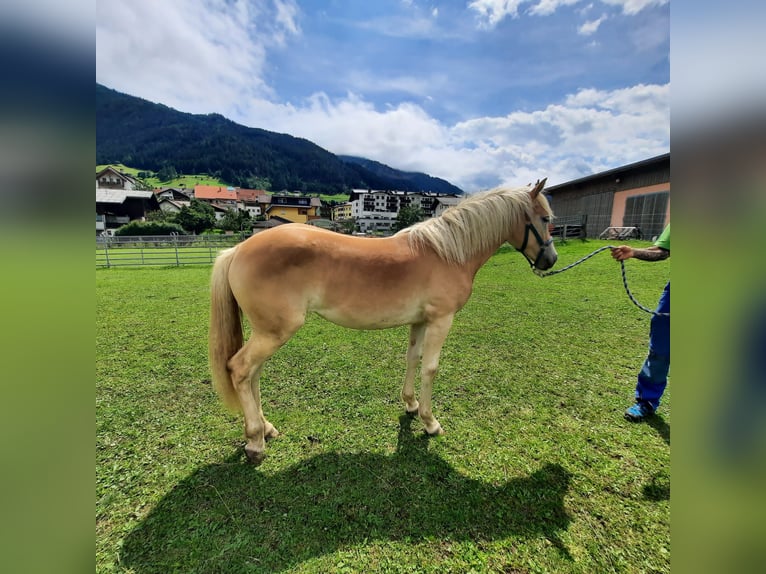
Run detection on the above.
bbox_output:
[230,224,413,294]
[226,224,466,330]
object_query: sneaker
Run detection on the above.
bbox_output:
[624,401,655,422]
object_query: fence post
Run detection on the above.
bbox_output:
[104,236,111,269]
[173,233,180,266]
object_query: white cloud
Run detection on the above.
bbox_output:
[96,0,300,114]
[468,0,526,28]
[601,0,668,15]
[235,83,668,192]
[578,14,607,35]
[273,0,301,42]
[529,0,581,17]
[469,0,667,27]
[96,0,668,193]
[343,71,449,100]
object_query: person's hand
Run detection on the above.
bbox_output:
[611,245,633,261]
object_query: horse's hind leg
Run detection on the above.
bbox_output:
[250,364,279,440]
[228,325,300,464]
[402,322,426,416]
[417,315,454,436]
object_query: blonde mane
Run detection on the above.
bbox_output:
[397,185,552,265]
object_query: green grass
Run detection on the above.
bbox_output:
[98,164,230,189]
[97,239,670,573]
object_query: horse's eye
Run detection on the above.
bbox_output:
[542,216,551,223]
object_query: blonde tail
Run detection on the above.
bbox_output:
[208,246,243,412]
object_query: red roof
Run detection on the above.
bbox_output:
[194,185,238,201]
[237,188,268,202]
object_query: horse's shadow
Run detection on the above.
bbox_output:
[121,416,572,573]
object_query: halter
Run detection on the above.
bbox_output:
[516,220,554,270]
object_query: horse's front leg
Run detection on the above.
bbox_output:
[417,315,454,436]
[402,322,426,416]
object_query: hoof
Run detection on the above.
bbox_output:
[264,424,280,440]
[244,446,266,466]
[425,423,445,437]
[405,408,419,419]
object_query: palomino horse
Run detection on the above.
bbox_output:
[209,179,557,464]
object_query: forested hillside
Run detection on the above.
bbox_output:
[97,84,463,195]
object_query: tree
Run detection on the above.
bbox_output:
[394,206,424,231]
[145,209,175,222]
[157,164,178,182]
[339,219,356,234]
[114,220,186,236]
[217,208,252,232]
[175,199,216,234]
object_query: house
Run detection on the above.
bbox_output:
[252,218,285,230]
[433,196,463,217]
[236,188,268,218]
[193,185,238,209]
[209,203,233,221]
[154,187,191,201]
[544,153,670,240]
[157,198,190,214]
[265,195,321,223]
[96,167,158,234]
[331,202,353,221]
[96,166,139,190]
[96,189,158,234]
[348,189,400,233]
[348,189,462,234]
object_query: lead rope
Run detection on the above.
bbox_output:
[533,245,670,317]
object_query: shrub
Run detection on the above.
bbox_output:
[114,220,187,236]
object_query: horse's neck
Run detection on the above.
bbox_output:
[464,241,506,279]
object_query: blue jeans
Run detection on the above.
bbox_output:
[635,282,670,410]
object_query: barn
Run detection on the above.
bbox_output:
[545,153,670,241]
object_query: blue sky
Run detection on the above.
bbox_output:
[96,0,670,191]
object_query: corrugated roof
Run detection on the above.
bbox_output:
[545,153,670,192]
[96,189,127,204]
[96,189,153,203]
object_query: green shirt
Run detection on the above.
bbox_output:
[654,224,670,251]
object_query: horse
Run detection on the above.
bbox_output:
[209,179,557,464]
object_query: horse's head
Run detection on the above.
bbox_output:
[510,178,558,271]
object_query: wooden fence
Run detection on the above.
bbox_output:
[550,214,587,241]
[96,233,250,268]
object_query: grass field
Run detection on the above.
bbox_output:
[96,239,670,573]
[97,164,229,189]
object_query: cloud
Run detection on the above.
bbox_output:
[529,0,581,17]
[96,0,668,193]
[235,83,668,192]
[469,0,668,27]
[601,0,668,15]
[96,0,300,114]
[578,14,607,35]
[468,0,526,28]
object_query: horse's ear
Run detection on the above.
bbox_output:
[530,178,547,198]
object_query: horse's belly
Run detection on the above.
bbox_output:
[314,304,422,330]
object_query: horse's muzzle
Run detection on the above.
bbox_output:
[534,245,558,271]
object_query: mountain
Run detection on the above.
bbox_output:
[96,84,463,195]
